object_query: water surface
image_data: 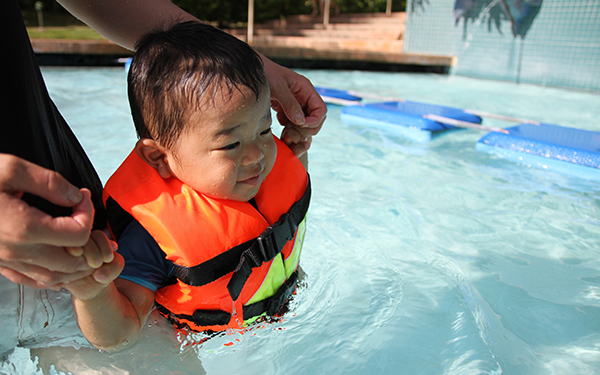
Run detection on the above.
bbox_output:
[6,68,600,374]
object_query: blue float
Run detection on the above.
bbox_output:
[476,123,600,180]
[315,86,362,103]
[340,101,483,142]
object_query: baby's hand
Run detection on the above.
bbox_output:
[66,230,116,269]
[281,125,312,157]
[62,243,124,302]
[63,189,116,269]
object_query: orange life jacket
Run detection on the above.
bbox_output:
[102,136,310,332]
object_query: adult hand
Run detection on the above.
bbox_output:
[261,55,326,150]
[0,154,107,288]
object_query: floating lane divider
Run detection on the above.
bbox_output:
[315,86,494,142]
[341,89,539,125]
[340,101,485,142]
[316,87,600,180]
[315,87,362,106]
[476,123,600,181]
[424,114,509,134]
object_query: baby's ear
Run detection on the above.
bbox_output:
[135,139,173,179]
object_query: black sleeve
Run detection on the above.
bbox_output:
[0,0,105,229]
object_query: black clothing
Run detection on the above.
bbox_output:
[0,0,105,228]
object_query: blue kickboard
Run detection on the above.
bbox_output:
[315,87,362,102]
[340,101,482,142]
[476,123,600,179]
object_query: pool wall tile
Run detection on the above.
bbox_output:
[404,0,600,92]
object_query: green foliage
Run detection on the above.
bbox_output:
[21,0,406,29]
[171,0,248,27]
[254,0,312,23]
[26,26,106,40]
[20,0,67,14]
[172,0,406,26]
[337,0,406,14]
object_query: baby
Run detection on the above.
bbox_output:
[63,21,311,351]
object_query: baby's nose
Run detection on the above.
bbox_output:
[242,142,265,166]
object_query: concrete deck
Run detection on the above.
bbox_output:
[31,12,456,70]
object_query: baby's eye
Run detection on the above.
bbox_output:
[260,127,272,136]
[220,141,240,151]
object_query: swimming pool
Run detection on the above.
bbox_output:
[4,67,600,374]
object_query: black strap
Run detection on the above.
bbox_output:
[243,270,298,318]
[172,176,311,301]
[155,271,299,329]
[105,196,135,241]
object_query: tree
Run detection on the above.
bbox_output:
[172,0,406,27]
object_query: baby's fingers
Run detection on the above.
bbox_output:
[281,126,312,157]
[92,252,124,285]
[79,230,116,269]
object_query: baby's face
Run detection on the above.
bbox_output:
[165,85,276,202]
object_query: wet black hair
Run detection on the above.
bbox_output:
[128,21,268,149]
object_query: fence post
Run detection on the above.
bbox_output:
[323,0,331,29]
[247,0,254,44]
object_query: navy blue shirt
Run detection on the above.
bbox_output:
[117,220,175,292]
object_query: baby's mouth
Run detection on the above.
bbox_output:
[239,167,264,186]
[239,175,261,186]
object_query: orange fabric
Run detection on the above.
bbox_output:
[103,136,307,331]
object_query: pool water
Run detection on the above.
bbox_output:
[5,68,600,374]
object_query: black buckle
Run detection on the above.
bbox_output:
[255,213,295,264]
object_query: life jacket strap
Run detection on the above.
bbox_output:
[172,176,311,301]
[156,271,299,330]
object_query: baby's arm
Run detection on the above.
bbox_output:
[63,256,155,352]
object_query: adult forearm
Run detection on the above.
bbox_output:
[56,0,199,50]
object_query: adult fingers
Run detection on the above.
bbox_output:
[12,189,95,248]
[302,94,327,131]
[272,85,306,127]
[261,56,307,127]
[288,81,328,131]
[0,154,83,207]
[42,188,94,246]
[0,266,49,288]
[0,262,93,287]
[0,184,93,249]
[268,71,326,142]
[0,242,92,276]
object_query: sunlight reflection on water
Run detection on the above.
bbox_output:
[3,67,599,375]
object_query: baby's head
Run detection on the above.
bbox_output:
[128,21,276,202]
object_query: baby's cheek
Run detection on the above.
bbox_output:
[265,142,277,169]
